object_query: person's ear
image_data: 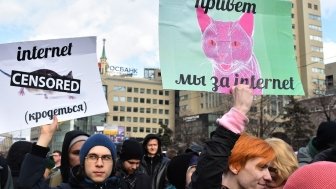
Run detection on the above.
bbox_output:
[229,165,239,175]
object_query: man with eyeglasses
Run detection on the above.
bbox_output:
[18,116,123,189]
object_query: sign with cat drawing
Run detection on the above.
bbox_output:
[0,36,109,134]
[159,0,304,95]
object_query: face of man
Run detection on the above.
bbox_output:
[69,140,85,167]
[52,152,61,165]
[84,146,113,183]
[123,159,141,175]
[232,157,272,189]
[146,139,159,157]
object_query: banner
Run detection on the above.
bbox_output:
[0,36,109,133]
[159,0,304,95]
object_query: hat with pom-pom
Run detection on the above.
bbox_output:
[284,161,336,189]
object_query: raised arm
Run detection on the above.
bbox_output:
[17,116,58,188]
[190,85,253,189]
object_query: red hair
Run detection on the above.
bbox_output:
[229,133,275,171]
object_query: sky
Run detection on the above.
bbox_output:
[0,0,335,139]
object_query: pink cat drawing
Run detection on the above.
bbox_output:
[196,8,262,95]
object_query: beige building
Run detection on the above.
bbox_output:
[292,0,325,97]
[101,71,175,139]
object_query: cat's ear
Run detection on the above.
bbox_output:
[67,71,73,77]
[239,13,254,36]
[196,8,211,33]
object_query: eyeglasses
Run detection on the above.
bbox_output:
[85,154,113,163]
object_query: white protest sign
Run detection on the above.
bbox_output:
[0,36,109,133]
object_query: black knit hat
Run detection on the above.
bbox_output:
[314,121,336,151]
[6,141,33,177]
[120,139,143,161]
[167,152,199,189]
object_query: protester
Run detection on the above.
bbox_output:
[165,148,178,160]
[283,161,336,189]
[17,116,122,189]
[312,144,336,163]
[185,143,203,155]
[6,141,32,189]
[51,150,62,171]
[0,155,14,189]
[48,130,89,186]
[116,139,151,189]
[166,152,199,189]
[190,84,276,189]
[141,134,170,189]
[297,121,336,166]
[265,138,299,189]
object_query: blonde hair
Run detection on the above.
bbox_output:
[265,138,299,181]
[229,133,275,171]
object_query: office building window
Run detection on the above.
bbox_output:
[308,3,312,8]
[126,117,131,122]
[127,87,132,92]
[113,106,118,111]
[153,128,157,133]
[140,88,145,94]
[314,4,318,10]
[165,109,169,114]
[147,89,151,94]
[133,127,138,132]
[133,117,138,122]
[140,98,145,103]
[120,116,125,122]
[146,98,151,104]
[140,108,145,113]
[309,13,321,21]
[133,107,138,112]
[165,100,169,105]
[159,90,163,95]
[127,107,132,112]
[146,108,151,113]
[152,118,157,123]
[127,97,132,102]
[153,90,158,95]
[153,109,157,114]
[113,86,126,91]
[153,99,157,104]
[134,97,139,103]
[140,117,145,123]
[113,116,118,121]
[140,127,144,132]
[120,106,125,112]
[165,91,169,96]
[159,100,163,105]
[134,88,139,93]
[126,127,131,132]
[146,118,151,123]
[146,128,151,133]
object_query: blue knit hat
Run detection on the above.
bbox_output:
[79,134,116,166]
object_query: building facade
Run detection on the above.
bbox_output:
[101,70,175,139]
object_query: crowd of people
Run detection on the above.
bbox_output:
[1,84,336,189]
